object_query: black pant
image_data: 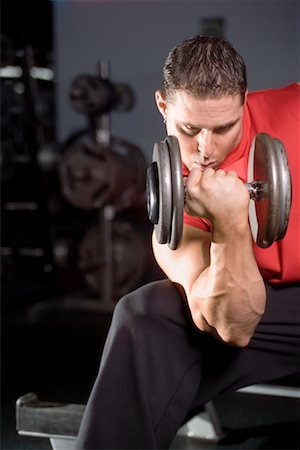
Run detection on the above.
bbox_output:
[75,279,300,449]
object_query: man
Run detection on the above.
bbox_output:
[76,35,300,449]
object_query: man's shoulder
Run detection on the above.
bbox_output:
[247,83,300,115]
[248,83,300,102]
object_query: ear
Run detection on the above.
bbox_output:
[155,90,167,118]
[243,90,248,105]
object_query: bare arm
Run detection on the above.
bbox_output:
[152,167,266,347]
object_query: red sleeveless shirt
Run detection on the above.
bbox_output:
[183,83,300,284]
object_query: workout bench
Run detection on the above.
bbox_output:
[16,379,300,450]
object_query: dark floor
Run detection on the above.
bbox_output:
[2,291,300,450]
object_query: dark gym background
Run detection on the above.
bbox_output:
[1,1,299,449]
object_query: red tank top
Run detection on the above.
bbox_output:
[183,83,300,284]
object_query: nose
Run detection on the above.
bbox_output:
[196,130,213,159]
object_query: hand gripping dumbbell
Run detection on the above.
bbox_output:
[146,133,292,250]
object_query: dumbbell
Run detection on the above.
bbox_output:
[147,133,292,250]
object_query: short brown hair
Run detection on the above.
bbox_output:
[163,35,247,102]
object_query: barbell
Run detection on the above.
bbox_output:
[147,133,292,250]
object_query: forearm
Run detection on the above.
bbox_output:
[189,225,266,347]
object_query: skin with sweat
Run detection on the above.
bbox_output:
[153,89,266,347]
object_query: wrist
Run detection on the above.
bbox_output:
[211,218,251,244]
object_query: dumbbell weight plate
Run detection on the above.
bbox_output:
[166,136,184,250]
[151,140,173,244]
[248,133,292,248]
[274,138,292,241]
[147,137,184,249]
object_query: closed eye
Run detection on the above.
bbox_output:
[214,121,238,134]
[179,124,201,136]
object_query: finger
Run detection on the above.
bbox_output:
[199,167,216,182]
[226,170,239,178]
[186,167,204,188]
[214,169,227,178]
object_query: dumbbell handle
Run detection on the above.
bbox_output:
[245,181,267,201]
[182,180,267,202]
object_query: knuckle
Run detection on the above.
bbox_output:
[227,170,238,178]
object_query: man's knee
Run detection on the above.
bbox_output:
[112,279,185,332]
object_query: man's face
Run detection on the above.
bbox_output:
[155,90,245,171]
